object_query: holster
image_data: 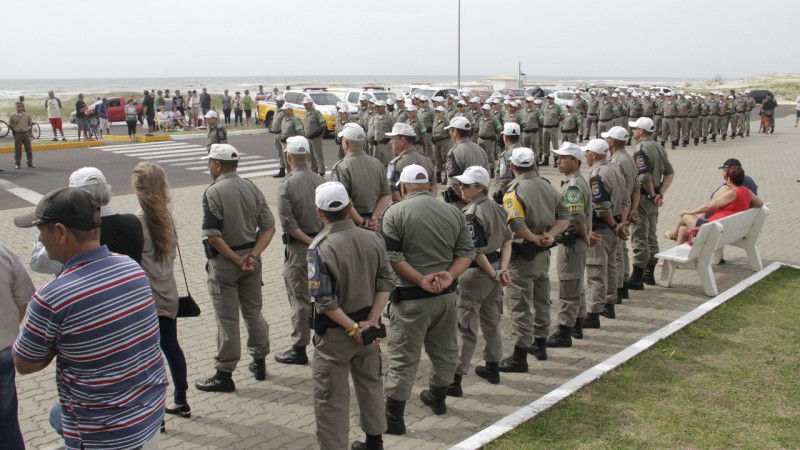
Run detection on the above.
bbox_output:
[309,305,371,337]
[511,242,549,261]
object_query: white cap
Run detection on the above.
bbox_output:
[590,90,597,95]
[418,95,428,101]
[481,104,491,110]
[628,117,655,132]
[369,97,377,104]
[534,99,543,105]
[375,100,387,107]
[203,143,240,161]
[407,104,418,112]
[386,98,395,105]
[679,90,685,95]
[601,126,629,141]
[601,90,609,95]
[411,94,419,100]
[280,104,292,111]
[284,136,310,154]
[574,89,581,94]
[315,182,350,212]
[338,106,349,113]
[359,94,369,101]
[745,90,751,94]
[491,98,501,104]
[470,97,480,103]
[453,166,490,188]
[435,105,446,112]
[276,95,285,101]
[503,99,511,105]
[581,138,609,155]
[615,88,621,92]
[545,94,554,99]
[434,96,445,103]
[396,96,405,102]
[666,92,674,96]
[643,92,651,97]
[566,100,574,107]
[552,142,584,162]
[204,110,218,119]
[502,122,520,136]
[457,100,468,106]
[526,96,535,102]
[398,164,429,184]
[338,123,366,141]
[444,116,471,130]
[515,100,523,107]
[510,147,536,167]
[611,93,619,98]
[460,91,471,97]
[385,122,416,137]
[69,167,106,187]
[631,92,639,98]
[302,97,313,104]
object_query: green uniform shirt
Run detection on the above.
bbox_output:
[281,115,304,141]
[462,195,512,255]
[610,148,641,206]
[394,106,409,124]
[304,109,326,138]
[202,172,275,246]
[522,109,543,131]
[277,166,325,235]
[635,137,674,187]
[542,103,564,126]
[589,159,626,217]
[207,124,227,151]
[330,151,390,215]
[559,170,592,232]
[388,149,435,191]
[503,171,569,237]
[598,99,616,121]
[448,139,488,175]
[561,112,580,131]
[477,114,502,139]
[271,107,285,133]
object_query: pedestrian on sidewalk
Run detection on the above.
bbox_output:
[75,93,89,141]
[243,89,254,127]
[9,102,35,170]
[221,89,232,125]
[45,91,66,141]
[233,91,243,126]
[200,88,211,117]
[97,98,109,138]
[143,90,156,137]
[125,97,138,142]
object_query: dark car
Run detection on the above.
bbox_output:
[749,90,772,105]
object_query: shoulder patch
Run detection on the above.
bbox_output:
[503,190,526,221]
[564,186,585,215]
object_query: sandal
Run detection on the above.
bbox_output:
[165,403,191,418]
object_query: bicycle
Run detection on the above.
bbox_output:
[0,120,40,139]
[0,119,8,138]
[87,117,102,141]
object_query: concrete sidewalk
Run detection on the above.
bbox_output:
[10,114,798,449]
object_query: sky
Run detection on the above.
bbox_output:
[2,0,798,80]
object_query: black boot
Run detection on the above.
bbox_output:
[420,386,448,415]
[546,324,572,348]
[601,303,616,319]
[446,374,463,397]
[621,283,629,299]
[703,136,707,144]
[643,264,656,285]
[490,168,495,179]
[746,131,750,137]
[542,156,549,167]
[616,287,624,304]
[583,312,601,329]
[195,370,235,392]
[694,138,699,145]
[571,318,584,339]
[660,140,666,147]
[475,362,500,384]
[248,358,267,380]
[722,134,726,141]
[528,337,548,360]
[498,345,529,373]
[682,139,688,147]
[385,398,406,435]
[272,167,286,178]
[436,171,442,184]
[351,434,384,450]
[274,346,308,365]
[711,134,716,142]
[730,134,735,139]
[627,266,645,290]
[671,140,677,149]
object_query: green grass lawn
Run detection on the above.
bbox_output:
[486,266,800,449]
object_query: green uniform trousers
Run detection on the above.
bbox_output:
[507,250,551,346]
[309,136,325,174]
[522,130,541,155]
[562,131,578,144]
[615,235,631,289]
[632,196,660,268]
[433,138,451,173]
[542,128,560,156]
[384,293,458,401]
[729,114,739,136]
[586,226,618,313]
[598,119,613,135]
[661,117,677,142]
[477,138,497,170]
[374,142,392,167]
[744,110,752,133]
[676,117,689,142]
[284,241,312,347]
[456,266,503,376]
[13,133,32,165]
[557,240,587,326]
[208,253,270,372]
[653,114,663,139]
[274,134,286,169]
[313,328,386,450]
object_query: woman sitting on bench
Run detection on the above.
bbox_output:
[665,166,763,244]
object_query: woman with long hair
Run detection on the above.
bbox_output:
[132,162,191,420]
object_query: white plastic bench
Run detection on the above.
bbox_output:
[655,205,770,296]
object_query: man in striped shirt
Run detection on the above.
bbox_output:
[12,187,167,450]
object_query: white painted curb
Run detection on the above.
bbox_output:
[450,261,789,450]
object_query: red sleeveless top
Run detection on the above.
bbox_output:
[709,186,751,222]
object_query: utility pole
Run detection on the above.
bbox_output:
[457,0,461,89]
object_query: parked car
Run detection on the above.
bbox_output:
[69,97,143,124]
[410,86,459,100]
[343,87,398,110]
[257,88,339,136]
[748,90,773,105]
[525,86,555,98]
[650,86,676,96]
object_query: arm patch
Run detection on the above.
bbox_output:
[634,147,651,174]
[503,190,526,221]
[590,175,610,202]
[564,186,585,215]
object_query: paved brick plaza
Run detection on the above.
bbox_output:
[10,114,798,449]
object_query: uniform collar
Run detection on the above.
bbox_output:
[213,171,240,184]
[344,150,366,159]
[516,171,539,181]
[327,219,356,233]
[404,190,431,200]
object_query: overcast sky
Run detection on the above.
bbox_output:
[2,0,797,80]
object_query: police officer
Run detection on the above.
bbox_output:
[334,106,352,160]
[581,139,628,329]
[490,98,506,128]
[274,136,325,367]
[417,96,435,157]
[653,92,665,140]
[368,100,396,166]
[597,90,616,137]
[498,147,569,371]
[394,97,409,124]
[606,126,640,303]
[561,101,581,145]
[9,101,34,169]
[675,91,691,147]
[541,94,565,167]
[572,90,588,142]
[522,97,543,158]
[477,104,503,178]
[627,117,675,290]
[330,124,391,230]
[706,93,719,142]
[627,92,643,138]
[688,94,701,145]
[697,95,709,144]
[445,95,458,122]
[309,182,394,450]
[734,92,746,138]
[386,123,437,202]
[584,90,600,140]
[382,165,475,435]
[547,143,594,346]
[718,93,730,141]
[271,96,288,178]
[447,166,512,396]
[196,144,276,392]
[431,106,451,183]
[744,90,756,136]
[280,104,305,167]
[661,93,679,149]
[490,123,525,204]
[444,117,489,208]
[405,105,427,155]
[302,97,327,176]
[358,94,371,129]
[205,110,227,153]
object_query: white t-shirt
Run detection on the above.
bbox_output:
[796,95,800,111]
[46,98,62,119]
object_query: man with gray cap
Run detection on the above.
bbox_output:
[386,123,436,203]
[541,94,565,167]
[271,95,288,178]
[547,142,595,347]
[583,90,599,140]
[9,101,34,169]
[522,97,543,157]
[303,97,327,175]
[205,110,227,153]
[597,91,616,137]
[334,106,353,160]
[499,147,569,371]
[280,105,305,168]
[661,93,679,149]
[393,97,409,124]
[330,124,391,230]
[491,122,525,204]
[309,181,393,450]
[444,117,488,208]
[581,138,627,329]
[196,144,276,392]
[431,106,451,183]
[561,101,581,145]
[382,165,475,434]
[477,103,503,178]
[626,117,674,290]
[368,100,396,166]
[274,137,325,367]
[572,91,588,141]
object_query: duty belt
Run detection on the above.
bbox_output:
[523,128,539,133]
[511,242,549,260]
[588,113,598,116]
[478,135,495,140]
[663,116,675,118]
[644,115,654,118]
[433,136,449,143]
[543,124,559,128]
[391,281,459,302]
[599,118,612,122]
[469,251,500,268]
[688,115,698,118]
[310,306,371,336]
[561,128,577,133]
[677,115,687,118]
[282,232,317,245]
[592,215,623,228]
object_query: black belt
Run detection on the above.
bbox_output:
[203,240,255,259]
[523,128,539,133]
[561,128,577,133]
[599,119,612,123]
[688,116,698,118]
[543,124,558,128]
[478,135,495,140]
[592,215,623,228]
[677,115,687,118]
[469,251,500,268]
[433,136,449,143]
[392,281,458,302]
[282,232,317,245]
[644,115,654,118]
[630,116,641,120]
[640,186,661,196]
[511,242,549,260]
[588,113,598,116]
[311,306,371,336]
[664,116,675,118]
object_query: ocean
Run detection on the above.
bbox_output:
[0,75,714,100]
